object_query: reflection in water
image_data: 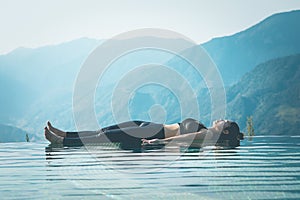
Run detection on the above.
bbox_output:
[1,136,300,199]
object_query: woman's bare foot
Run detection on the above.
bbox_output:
[47,121,67,137]
[44,127,63,144]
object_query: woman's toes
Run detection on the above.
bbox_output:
[47,121,52,128]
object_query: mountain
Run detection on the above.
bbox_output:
[0,123,31,142]
[0,38,102,131]
[226,54,300,135]
[202,10,300,86]
[0,10,300,139]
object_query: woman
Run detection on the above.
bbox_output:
[45,118,244,149]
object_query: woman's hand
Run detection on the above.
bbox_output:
[141,138,160,145]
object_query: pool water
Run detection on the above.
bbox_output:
[1,136,300,199]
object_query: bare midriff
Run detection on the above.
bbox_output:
[163,124,180,138]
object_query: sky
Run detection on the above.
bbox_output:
[1,0,300,54]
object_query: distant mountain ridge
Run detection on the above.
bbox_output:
[226,53,300,135]
[0,38,101,121]
[203,10,300,85]
[0,10,299,139]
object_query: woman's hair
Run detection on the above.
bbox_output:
[217,121,244,147]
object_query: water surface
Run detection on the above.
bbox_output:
[1,136,300,199]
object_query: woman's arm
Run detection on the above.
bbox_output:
[142,129,213,145]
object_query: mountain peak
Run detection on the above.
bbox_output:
[202,9,300,86]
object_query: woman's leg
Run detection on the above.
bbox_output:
[66,120,147,138]
[47,121,102,138]
[101,120,146,131]
[66,130,102,138]
[62,122,165,149]
[48,121,147,138]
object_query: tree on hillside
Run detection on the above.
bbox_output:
[247,116,255,137]
[26,133,30,142]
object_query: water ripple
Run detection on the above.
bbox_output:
[0,137,300,199]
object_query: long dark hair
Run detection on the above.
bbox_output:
[217,121,244,147]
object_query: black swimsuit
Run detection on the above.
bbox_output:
[178,118,207,135]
